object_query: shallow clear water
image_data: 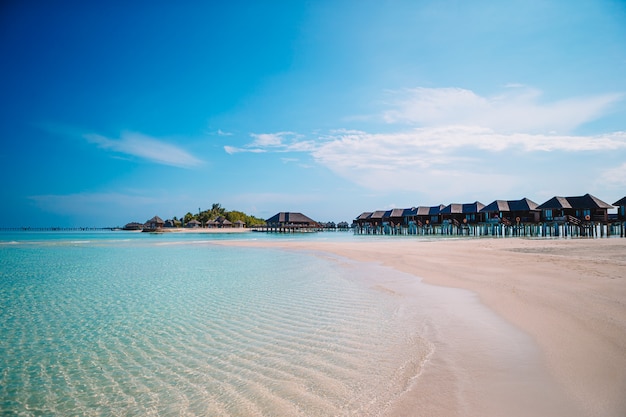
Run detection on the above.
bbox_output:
[0,232,431,416]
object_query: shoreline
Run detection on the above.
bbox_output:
[213,237,626,416]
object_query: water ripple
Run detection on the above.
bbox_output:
[0,240,432,416]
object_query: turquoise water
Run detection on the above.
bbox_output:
[0,232,431,416]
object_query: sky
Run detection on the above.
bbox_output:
[1,0,625,227]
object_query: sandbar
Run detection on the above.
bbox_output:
[214,236,626,416]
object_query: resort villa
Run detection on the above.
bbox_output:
[126,193,626,237]
[354,193,625,237]
[263,212,320,232]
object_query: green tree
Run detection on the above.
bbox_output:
[183,212,195,224]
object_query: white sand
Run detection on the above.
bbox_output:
[214,237,626,416]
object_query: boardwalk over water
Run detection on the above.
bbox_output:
[0,227,119,232]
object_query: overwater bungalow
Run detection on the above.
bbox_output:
[265,212,320,231]
[355,212,373,224]
[337,221,350,230]
[388,208,408,227]
[537,193,613,223]
[369,210,390,230]
[480,198,540,224]
[614,197,626,220]
[440,201,486,224]
[408,205,445,226]
[351,193,623,238]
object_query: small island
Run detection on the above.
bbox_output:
[123,203,266,232]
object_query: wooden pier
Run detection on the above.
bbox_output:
[0,227,119,232]
[252,225,324,233]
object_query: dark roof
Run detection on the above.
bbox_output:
[415,205,445,215]
[146,215,164,224]
[356,212,373,221]
[614,197,626,206]
[509,198,539,211]
[370,210,388,219]
[480,200,509,213]
[441,202,484,214]
[266,212,317,224]
[389,208,407,217]
[440,204,463,214]
[536,196,572,210]
[481,198,539,213]
[537,194,612,210]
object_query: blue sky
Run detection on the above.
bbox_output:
[1,0,625,227]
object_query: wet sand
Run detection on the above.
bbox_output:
[215,237,626,416]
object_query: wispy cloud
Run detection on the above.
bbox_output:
[224,132,308,154]
[600,162,626,188]
[225,86,625,201]
[381,86,623,134]
[84,131,203,168]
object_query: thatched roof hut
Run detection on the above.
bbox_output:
[144,215,164,230]
[186,219,201,228]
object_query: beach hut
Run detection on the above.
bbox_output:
[214,216,233,228]
[123,222,144,231]
[480,198,540,224]
[144,215,164,230]
[234,220,246,228]
[537,193,612,222]
[185,219,201,228]
[613,197,626,220]
[440,201,485,224]
[164,219,181,228]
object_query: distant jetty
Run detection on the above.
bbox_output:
[0,227,119,231]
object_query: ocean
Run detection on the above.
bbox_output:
[0,231,433,416]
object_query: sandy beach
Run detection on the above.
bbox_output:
[215,236,626,416]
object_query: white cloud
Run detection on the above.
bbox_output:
[250,133,284,146]
[225,132,310,154]
[382,86,623,134]
[225,86,625,201]
[84,131,203,168]
[600,162,626,188]
[224,145,266,154]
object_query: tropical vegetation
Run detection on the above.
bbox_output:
[178,203,266,227]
